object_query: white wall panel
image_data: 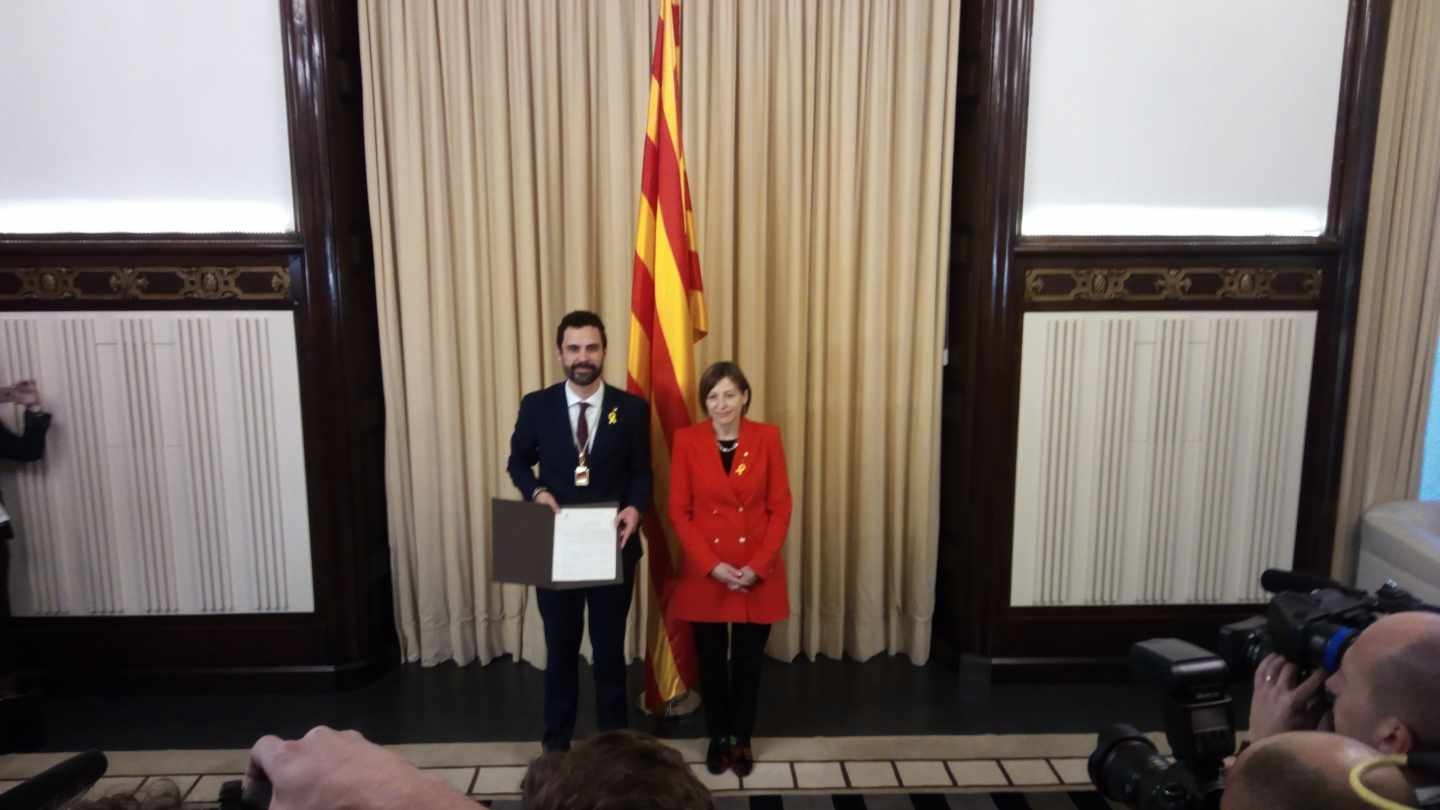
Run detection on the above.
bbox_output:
[0,312,312,616]
[1022,0,1348,236]
[0,1,294,232]
[1011,312,1315,606]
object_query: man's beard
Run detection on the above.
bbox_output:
[567,362,601,386]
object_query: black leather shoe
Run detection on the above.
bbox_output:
[705,736,733,774]
[732,738,754,777]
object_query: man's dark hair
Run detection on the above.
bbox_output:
[521,730,713,810]
[698,361,751,416]
[555,310,608,349]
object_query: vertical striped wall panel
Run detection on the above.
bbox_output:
[1011,312,1316,606]
[0,312,313,616]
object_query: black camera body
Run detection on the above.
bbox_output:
[1089,639,1233,810]
[1090,571,1438,810]
[1216,571,1429,678]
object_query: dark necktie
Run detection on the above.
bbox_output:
[576,402,590,458]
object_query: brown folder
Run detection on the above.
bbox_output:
[490,498,622,590]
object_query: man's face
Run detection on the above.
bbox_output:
[558,326,605,387]
[1325,625,1386,746]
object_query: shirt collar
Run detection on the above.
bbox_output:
[565,382,604,410]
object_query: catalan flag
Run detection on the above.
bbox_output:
[627,0,706,713]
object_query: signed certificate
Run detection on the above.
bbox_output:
[551,506,619,583]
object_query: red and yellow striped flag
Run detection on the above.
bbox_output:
[627,0,706,713]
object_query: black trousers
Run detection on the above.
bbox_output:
[692,621,771,741]
[534,555,638,751]
[0,537,11,683]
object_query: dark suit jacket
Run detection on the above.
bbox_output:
[506,383,652,566]
[0,410,49,463]
[0,409,50,543]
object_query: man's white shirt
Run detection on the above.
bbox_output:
[565,382,603,453]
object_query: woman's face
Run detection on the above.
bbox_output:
[705,377,749,429]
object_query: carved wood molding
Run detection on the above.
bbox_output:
[0,265,293,303]
[1024,266,1323,305]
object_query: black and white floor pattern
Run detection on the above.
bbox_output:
[0,734,1132,807]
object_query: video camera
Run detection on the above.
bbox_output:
[1089,569,1439,810]
[1216,569,1435,678]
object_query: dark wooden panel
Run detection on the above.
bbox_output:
[0,236,303,311]
[1294,0,1392,575]
[1022,263,1325,310]
[936,0,1392,674]
[275,0,394,678]
[11,616,329,669]
[936,0,1033,657]
[984,605,1262,658]
[0,262,297,309]
[0,234,303,255]
[3,0,393,686]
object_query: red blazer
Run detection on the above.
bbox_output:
[668,419,791,624]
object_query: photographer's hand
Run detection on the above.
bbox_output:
[1247,654,1327,741]
[246,726,475,810]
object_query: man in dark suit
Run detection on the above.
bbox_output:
[1,379,50,747]
[507,311,652,752]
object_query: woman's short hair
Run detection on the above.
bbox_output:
[698,361,751,416]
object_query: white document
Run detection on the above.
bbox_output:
[551,506,618,583]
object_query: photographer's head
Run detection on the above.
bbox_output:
[1326,611,1440,754]
[522,729,713,810]
[1223,731,1412,810]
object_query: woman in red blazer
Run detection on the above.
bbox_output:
[669,361,791,776]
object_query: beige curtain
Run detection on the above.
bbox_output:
[1332,0,1440,582]
[359,0,960,669]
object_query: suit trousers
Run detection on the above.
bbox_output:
[534,554,638,751]
[0,538,11,682]
[692,620,772,741]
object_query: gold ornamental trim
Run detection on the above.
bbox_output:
[1025,267,1322,305]
[0,266,293,304]
[17,268,81,299]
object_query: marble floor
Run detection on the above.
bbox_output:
[0,733,1136,807]
[0,656,1240,807]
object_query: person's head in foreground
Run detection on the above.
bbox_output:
[523,729,714,810]
[1326,611,1440,753]
[1222,731,1417,810]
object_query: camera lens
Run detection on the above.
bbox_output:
[1305,623,1358,674]
[1245,636,1268,670]
[1090,724,1197,810]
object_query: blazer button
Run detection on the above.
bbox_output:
[739,536,747,544]
[712,509,718,515]
[712,537,719,544]
[738,506,744,513]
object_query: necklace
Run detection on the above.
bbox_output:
[716,438,739,451]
